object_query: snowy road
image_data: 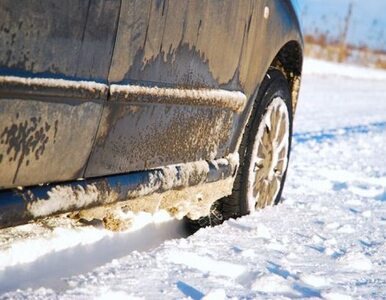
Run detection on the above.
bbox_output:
[1,59,386,299]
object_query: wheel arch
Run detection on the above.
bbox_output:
[270,40,303,113]
[227,40,303,157]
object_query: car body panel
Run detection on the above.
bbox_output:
[0,78,108,188]
[0,0,120,188]
[0,0,121,81]
[86,0,303,178]
[85,89,237,177]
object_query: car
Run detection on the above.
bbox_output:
[0,0,303,229]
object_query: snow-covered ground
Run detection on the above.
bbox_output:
[1,58,386,299]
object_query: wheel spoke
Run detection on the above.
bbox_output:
[269,108,278,140]
[268,177,280,205]
[257,141,269,159]
[256,180,269,209]
[276,114,288,149]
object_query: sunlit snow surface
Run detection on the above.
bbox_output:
[1,59,386,299]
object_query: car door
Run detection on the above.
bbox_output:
[85,0,268,177]
[0,0,121,188]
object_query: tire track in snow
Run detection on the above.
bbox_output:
[293,121,386,144]
[0,219,190,294]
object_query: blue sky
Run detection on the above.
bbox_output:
[297,0,386,51]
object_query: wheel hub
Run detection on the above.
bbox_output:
[248,97,290,211]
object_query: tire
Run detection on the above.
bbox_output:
[187,69,293,231]
[223,68,293,217]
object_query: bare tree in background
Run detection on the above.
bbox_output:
[338,1,353,62]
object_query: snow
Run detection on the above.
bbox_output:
[166,251,246,279]
[1,58,386,298]
[303,58,386,81]
[0,210,174,272]
[0,75,108,95]
[26,154,238,223]
[27,184,101,218]
[110,84,247,112]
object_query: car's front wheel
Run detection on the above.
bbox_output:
[187,69,293,231]
[223,68,293,217]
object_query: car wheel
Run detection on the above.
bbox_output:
[187,69,293,231]
[223,68,293,217]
